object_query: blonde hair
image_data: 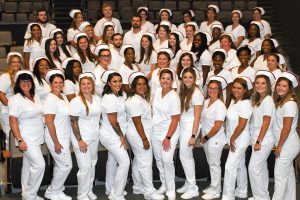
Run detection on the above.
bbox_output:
[78,77,95,115]
[251,75,272,107]
[6,55,23,90]
[273,77,299,108]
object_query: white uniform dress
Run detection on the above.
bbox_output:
[138,50,157,76]
[253,54,268,71]
[23,40,45,71]
[73,53,96,73]
[272,101,300,200]
[199,21,222,34]
[223,49,241,70]
[177,23,186,38]
[8,93,45,200]
[194,49,212,77]
[67,28,80,55]
[170,49,183,72]
[249,95,275,200]
[123,29,144,60]
[58,45,71,61]
[44,93,72,198]
[179,88,204,192]
[94,17,123,37]
[224,24,246,47]
[109,47,124,71]
[100,93,130,198]
[208,40,220,53]
[63,79,79,97]
[239,38,262,63]
[201,98,227,196]
[141,21,155,33]
[0,73,14,149]
[231,66,256,82]
[34,78,50,104]
[180,38,193,51]
[125,94,157,196]
[222,99,252,200]
[270,68,282,92]
[152,88,180,195]
[119,64,139,85]
[69,95,101,200]
[93,64,107,97]
[259,19,272,39]
[153,39,168,53]
[24,23,56,39]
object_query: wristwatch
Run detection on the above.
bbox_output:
[204,135,209,141]
[18,139,23,143]
[256,140,261,144]
[191,134,196,138]
[166,136,171,140]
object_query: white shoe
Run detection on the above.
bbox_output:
[202,186,213,194]
[106,190,127,196]
[36,196,44,200]
[58,192,72,200]
[166,191,176,200]
[156,185,167,195]
[176,184,188,193]
[133,187,144,194]
[144,192,164,200]
[201,193,220,200]
[108,193,126,200]
[181,190,199,199]
[235,191,247,198]
[87,191,97,200]
[248,197,255,200]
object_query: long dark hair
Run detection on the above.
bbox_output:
[102,72,123,97]
[182,10,195,22]
[138,35,154,64]
[54,31,71,57]
[191,32,208,62]
[45,38,62,68]
[247,23,261,39]
[14,73,35,97]
[25,24,42,46]
[176,52,195,79]
[128,76,150,102]
[33,58,51,86]
[229,78,251,103]
[168,32,181,58]
[155,24,171,36]
[261,39,278,55]
[179,68,197,112]
[77,35,96,63]
[69,12,84,29]
[64,60,82,84]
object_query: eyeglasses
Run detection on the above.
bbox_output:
[100,55,111,58]
[20,80,32,83]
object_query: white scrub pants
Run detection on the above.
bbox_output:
[126,133,156,195]
[179,127,198,192]
[0,113,10,150]
[152,138,178,194]
[248,141,274,200]
[203,142,224,195]
[21,145,45,200]
[272,142,300,200]
[100,130,130,198]
[73,139,99,200]
[222,145,248,200]
[45,139,72,196]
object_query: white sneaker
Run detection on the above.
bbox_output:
[248,197,255,200]
[36,196,44,200]
[106,190,127,196]
[235,191,247,198]
[202,186,213,194]
[176,184,188,193]
[181,190,199,199]
[144,192,164,200]
[58,192,72,200]
[201,193,220,200]
[156,186,167,195]
[87,191,97,200]
[108,193,126,200]
[133,187,144,194]
[166,191,176,200]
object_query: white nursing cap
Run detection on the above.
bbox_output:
[45,69,65,83]
[79,72,96,82]
[252,7,265,15]
[128,71,145,86]
[251,21,264,32]
[171,30,184,42]
[279,71,299,88]
[158,48,174,58]
[61,57,79,69]
[236,76,253,90]
[208,75,228,90]
[208,4,219,13]
[256,70,276,85]
[32,56,49,69]
[185,21,199,31]
[137,7,148,13]
[69,9,82,18]
[78,21,91,32]
[49,28,63,38]
[73,32,88,44]
[101,69,118,83]
[24,23,41,39]
[232,9,243,18]
[94,44,110,56]
[7,52,23,63]
[212,48,228,59]
[159,8,172,16]
[14,70,34,82]
[120,44,134,56]
[142,32,157,43]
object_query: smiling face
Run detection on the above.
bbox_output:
[78,37,89,50]
[85,26,94,38]
[157,53,170,68]
[231,12,240,24]
[193,34,202,48]
[248,24,259,38]
[168,34,177,47]
[232,81,245,100]
[139,10,147,21]
[102,5,113,18]
[124,48,135,63]
[238,50,250,65]
[252,9,261,21]
[55,33,64,45]
[255,77,268,94]
[135,77,148,96]
[182,71,195,88]
[20,79,33,93]
[220,37,231,50]
[207,82,220,99]
[98,50,111,67]
[212,54,224,70]
[141,36,150,49]
[212,27,221,40]
[180,55,192,68]
[158,26,168,39]
[51,76,64,94]
[160,11,170,21]
[9,56,22,72]
[38,59,50,77]
[31,25,42,39]
[261,40,272,54]
[183,13,192,23]
[80,77,94,95]
[185,26,195,38]
[207,9,216,21]
[49,39,57,53]
[73,61,82,77]
[108,75,122,93]
[267,55,278,71]
[160,72,173,89]
[275,79,290,97]
[75,13,84,26]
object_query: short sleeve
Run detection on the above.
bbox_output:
[23,41,31,52]
[126,97,142,117]
[0,74,11,93]
[224,70,233,84]
[63,80,76,95]
[238,100,252,119]
[168,92,181,116]
[282,101,297,118]
[192,88,204,106]
[214,100,226,121]
[200,50,212,66]
[119,67,129,84]
[69,97,84,116]
[102,94,118,113]
[261,96,275,117]
[238,26,246,37]
[43,95,58,114]
[8,95,21,117]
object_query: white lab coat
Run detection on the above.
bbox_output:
[123,29,144,60]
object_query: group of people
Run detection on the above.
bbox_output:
[0,2,299,200]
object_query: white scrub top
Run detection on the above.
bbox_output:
[152,88,181,140]
[273,101,300,147]
[177,23,186,37]
[23,39,45,71]
[224,24,246,45]
[63,79,79,96]
[69,95,102,144]
[208,40,220,53]
[180,38,193,51]
[93,65,107,96]
[194,49,212,75]
[126,94,152,138]
[141,21,155,33]
[73,53,96,73]
[109,47,124,71]
[34,78,50,104]
[226,99,252,147]
[138,50,157,75]
[44,93,72,144]
[39,23,56,39]
[123,29,144,60]
[67,28,80,55]
[259,19,272,39]
[119,64,139,85]
[239,38,262,63]
[101,93,127,137]
[0,73,14,114]
[231,66,256,82]
[199,20,222,34]
[8,93,44,145]
[170,49,183,72]
[250,95,274,145]
[58,45,71,61]
[206,69,233,99]
[223,49,241,70]
[94,17,123,37]
[153,39,168,53]
[253,55,268,71]
[201,98,227,146]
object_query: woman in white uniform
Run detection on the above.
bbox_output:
[125,72,164,200]
[152,68,180,200]
[253,39,278,71]
[137,7,155,33]
[138,32,157,77]
[272,72,300,200]
[62,58,82,101]
[100,70,130,200]
[69,72,101,200]
[177,68,203,199]
[231,46,256,82]
[67,9,84,55]
[248,70,276,200]
[222,77,253,200]
[0,52,22,150]
[72,33,96,73]
[78,21,98,52]
[266,53,282,92]
[177,10,196,37]
[224,10,245,48]
[9,70,45,200]
[50,28,72,61]
[200,75,227,200]
[153,22,171,53]
[240,23,262,65]
[199,5,222,34]
[180,22,198,51]
[219,34,241,70]
[169,31,184,71]
[252,7,272,39]
[190,32,212,85]
[43,38,62,69]
[32,57,51,103]
[23,23,44,71]
[97,21,114,46]
[155,8,177,32]
[43,69,72,200]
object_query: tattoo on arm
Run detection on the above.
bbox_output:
[70,116,82,141]
[112,121,123,137]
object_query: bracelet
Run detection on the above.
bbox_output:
[166,136,171,140]
[204,135,209,141]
